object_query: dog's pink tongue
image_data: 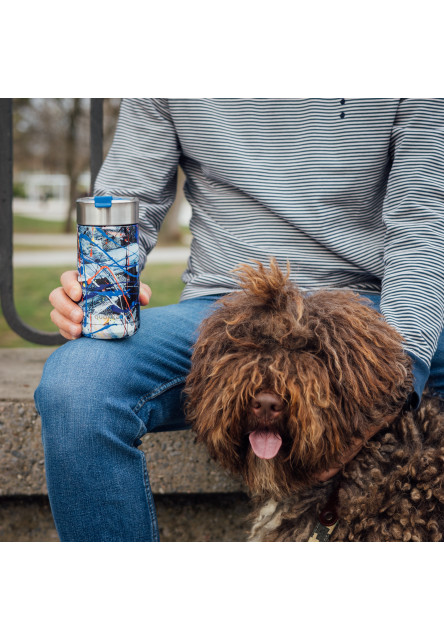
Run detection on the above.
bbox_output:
[249,431,282,459]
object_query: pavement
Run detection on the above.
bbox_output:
[15,233,76,246]
[13,234,190,267]
[0,494,250,542]
[0,348,56,401]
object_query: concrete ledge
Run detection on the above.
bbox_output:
[0,349,245,496]
[0,495,250,542]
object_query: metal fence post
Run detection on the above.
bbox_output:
[0,98,104,345]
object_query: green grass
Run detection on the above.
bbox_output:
[13,215,66,234]
[0,263,187,348]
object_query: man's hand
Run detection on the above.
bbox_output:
[48,270,152,340]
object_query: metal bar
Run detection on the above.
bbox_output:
[0,98,104,345]
[0,99,66,345]
[90,98,104,193]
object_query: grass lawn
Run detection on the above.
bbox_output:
[0,263,187,348]
[13,215,66,234]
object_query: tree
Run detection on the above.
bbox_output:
[63,98,82,232]
[13,98,186,240]
[13,98,121,233]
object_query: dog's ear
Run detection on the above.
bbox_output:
[232,258,301,313]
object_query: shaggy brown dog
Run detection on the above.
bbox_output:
[185,260,444,541]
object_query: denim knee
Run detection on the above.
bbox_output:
[36,339,111,415]
[34,338,147,454]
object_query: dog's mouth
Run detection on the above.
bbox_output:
[248,430,283,459]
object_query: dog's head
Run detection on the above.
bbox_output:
[185,259,413,498]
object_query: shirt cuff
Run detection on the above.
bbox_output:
[405,351,430,410]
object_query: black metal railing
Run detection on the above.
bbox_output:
[0,98,104,345]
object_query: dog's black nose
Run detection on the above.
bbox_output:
[250,392,283,421]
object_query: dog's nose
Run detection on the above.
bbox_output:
[250,392,284,421]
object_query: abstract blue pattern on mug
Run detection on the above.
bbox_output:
[77,224,140,339]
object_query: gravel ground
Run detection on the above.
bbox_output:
[0,494,250,542]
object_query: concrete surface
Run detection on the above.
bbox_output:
[0,495,250,542]
[0,348,54,402]
[0,347,250,541]
[0,349,245,496]
[14,233,77,246]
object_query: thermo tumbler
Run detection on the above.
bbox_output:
[76,196,140,339]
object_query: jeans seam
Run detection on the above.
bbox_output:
[133,375,187,414]
[139,449,160,542]
[133,403,159,541]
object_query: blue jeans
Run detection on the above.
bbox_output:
[34,293,444,541]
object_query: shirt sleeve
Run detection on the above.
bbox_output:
[93,98,181,271]
[380,98,444,406]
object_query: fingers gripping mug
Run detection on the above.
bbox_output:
[76,196,140,339]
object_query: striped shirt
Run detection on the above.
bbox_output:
[94,98,444,379]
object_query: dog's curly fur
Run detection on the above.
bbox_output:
[185,260,444,541]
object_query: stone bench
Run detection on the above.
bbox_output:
[0,348,248,541]
[0,348,245,497]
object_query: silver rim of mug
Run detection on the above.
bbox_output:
[76,196,139,226]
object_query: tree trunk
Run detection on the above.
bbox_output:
[159,167,186,244]
[64,99,82,233]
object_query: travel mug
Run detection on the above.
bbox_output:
[76,196,140,339]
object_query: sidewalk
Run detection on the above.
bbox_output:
[14,233,76,247]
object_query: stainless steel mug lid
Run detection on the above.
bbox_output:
[77,196,139,226]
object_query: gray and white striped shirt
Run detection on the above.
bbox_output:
[95,98,444,375]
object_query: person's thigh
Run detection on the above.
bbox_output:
[35,294,223,434]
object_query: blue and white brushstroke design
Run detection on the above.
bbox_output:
[77,224,140,339]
